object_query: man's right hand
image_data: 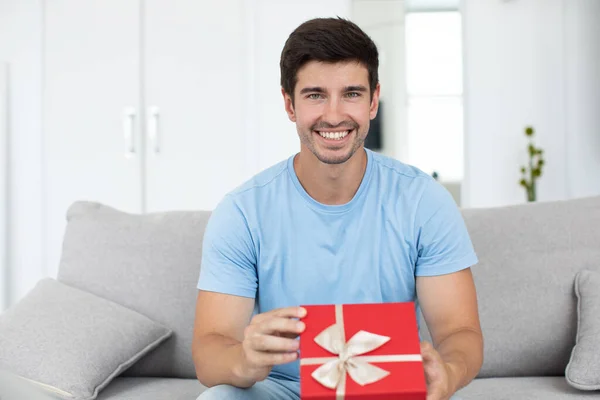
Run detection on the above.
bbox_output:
[237,306,307,383]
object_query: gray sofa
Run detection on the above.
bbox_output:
[1,196,599,399]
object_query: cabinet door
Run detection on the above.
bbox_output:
[44,0,142,276]
[143,0,249,212]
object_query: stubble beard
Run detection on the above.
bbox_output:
[299,125,367,165]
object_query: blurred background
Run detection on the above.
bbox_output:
[0,0,598,310]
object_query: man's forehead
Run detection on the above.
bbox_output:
[296,60,369,87]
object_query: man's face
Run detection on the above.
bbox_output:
[283,61,380,165]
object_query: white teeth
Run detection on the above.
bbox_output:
[318,130,350,140]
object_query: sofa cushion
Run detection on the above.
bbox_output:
[96,378,205,400]
[419,196,600,377]
[566,269,600,390]
[457,377,598,400]
[57,201,211,379]
[0,278,172,400]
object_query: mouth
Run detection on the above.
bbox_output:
[313,129,353,144]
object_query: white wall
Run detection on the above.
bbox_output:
[565,0,600,198]
[0,63,8,310]
[251,0,352,172]
[1,0,597,307]
[462,0,600,208]
[250,0,406,169]
[0,0,44,308]
[0,0,355,308]
[406,0,458,12]
[352,0,407,161]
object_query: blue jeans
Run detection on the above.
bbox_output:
[197,377,463,399]
[197,377,300,400]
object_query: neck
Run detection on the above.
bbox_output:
[293,147,368,205]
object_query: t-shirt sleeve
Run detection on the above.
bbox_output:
[414,179,478,277]
[197,195,258,298]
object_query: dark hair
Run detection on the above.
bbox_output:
[280,17,379,102]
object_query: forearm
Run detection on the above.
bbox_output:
[436,328,483,393]
[193,333,255,389]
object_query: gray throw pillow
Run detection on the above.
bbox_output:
[57,201,210,379]
[0,278,173,400]
[566,269,600,391]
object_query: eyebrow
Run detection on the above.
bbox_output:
[344,85,368,93]
[299,85,368,95]
[299,87,326,95]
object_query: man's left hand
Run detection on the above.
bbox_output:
[420,341,456,400]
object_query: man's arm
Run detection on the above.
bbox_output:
[416,267,483,396]
[192,290,305,389]
[192,290,256,388]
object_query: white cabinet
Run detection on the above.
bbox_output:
[143,0,249,213]
[44,0,145,277]
[43,0,250,275]
[42,0,353,276]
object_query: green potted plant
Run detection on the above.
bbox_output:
[519,126,545,202]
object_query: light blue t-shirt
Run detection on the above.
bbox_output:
[197,148,478,382]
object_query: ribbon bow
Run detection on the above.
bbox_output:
[300,305,422,399]
[311,324,392,389]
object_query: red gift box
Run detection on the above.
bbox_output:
[299,302,427,400]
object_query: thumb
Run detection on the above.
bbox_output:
[421,341,436,359]
[426,386,445,400]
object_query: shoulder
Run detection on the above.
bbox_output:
[368,149,438,199]
[370,150,431,181]
[367,150,456,221]
[206,158,291,233]
[209,157,292,224]
[224,157,291,203]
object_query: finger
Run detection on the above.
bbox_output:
[420,341,434,354]
[426,388,443,400]
[423,361,442,385]
[427,385,449,400]
[424,376,444,399]
[251,307,306,324]
[420,342,438,362]
[270,306,307,319]
[421,349,435,363]
[276,331,301,339]
[249,333,300,353]
[246,349,299,367]
[259,317,305,336]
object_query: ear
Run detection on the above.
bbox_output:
[369,83,381,120]
[282,87,297,122]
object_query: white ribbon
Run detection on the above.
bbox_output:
[300,304,422,399]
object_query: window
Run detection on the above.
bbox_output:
[405,11,464,182]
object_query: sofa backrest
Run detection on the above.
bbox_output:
[58,196,600,380]
[419,196,600,378]
[57,201,210,379]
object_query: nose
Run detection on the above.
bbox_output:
[322,97,345,127]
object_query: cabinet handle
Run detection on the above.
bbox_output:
[123,107,136,157]
[148,106,160,154]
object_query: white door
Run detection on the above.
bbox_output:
[143,0,250,212]
[44,0,143,276]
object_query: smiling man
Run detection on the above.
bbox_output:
[192,17,483,400]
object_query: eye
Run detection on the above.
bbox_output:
[345,92,361,98]
[307,93,323,100]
